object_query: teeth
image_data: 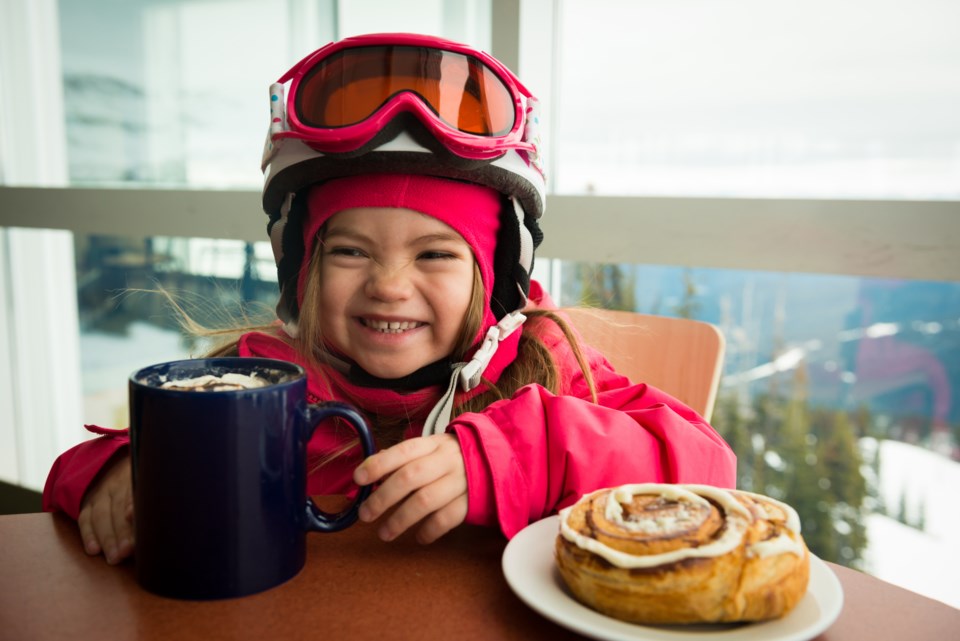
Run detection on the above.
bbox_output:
[364,319,421,333]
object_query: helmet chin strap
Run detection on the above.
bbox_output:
[281,319,299,338]
[421,310,526,436]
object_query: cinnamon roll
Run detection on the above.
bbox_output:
[555,484,810,625]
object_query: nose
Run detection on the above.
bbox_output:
[364,263,413,302]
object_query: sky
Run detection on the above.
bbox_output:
[551,0,960,199]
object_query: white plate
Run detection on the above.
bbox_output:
[503,516,843,641]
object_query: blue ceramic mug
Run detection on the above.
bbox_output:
[129,357,376,600]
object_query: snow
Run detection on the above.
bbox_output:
[861,439,960,609]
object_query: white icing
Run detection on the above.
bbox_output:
[559,484,804,570]
[749,532,806,558]
[160,372,269,391]
[734,489,802,533]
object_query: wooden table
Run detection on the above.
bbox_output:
[2,512,957,640]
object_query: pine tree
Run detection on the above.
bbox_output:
[575,263,636,311]
[713,393,757,491]
[673,268,701,319]
[815,409,868,568]
[777,365,838,562]
[746,392,779,495]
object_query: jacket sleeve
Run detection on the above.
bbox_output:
[450,318,737,540]
[42,426,130,520]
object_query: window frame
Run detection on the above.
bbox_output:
[0,186,957,281]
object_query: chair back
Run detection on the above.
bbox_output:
[562,308,725,420]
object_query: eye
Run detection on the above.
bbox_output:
[418,250,458,260]
[325,246,367,259]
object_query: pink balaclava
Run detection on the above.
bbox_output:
[301,173,526,433]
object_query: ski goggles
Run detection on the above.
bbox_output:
[269,33,537,160]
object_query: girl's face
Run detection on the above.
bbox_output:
[317,207,476,380]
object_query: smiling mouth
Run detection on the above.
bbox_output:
[360,318,425,334]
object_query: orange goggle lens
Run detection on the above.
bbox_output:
[295,46,517,137]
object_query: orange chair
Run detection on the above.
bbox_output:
[562,308,726,420]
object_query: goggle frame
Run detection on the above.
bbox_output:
[268,33,538,161]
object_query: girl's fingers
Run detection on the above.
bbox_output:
[89,497,120,563]
[78,455,134,564]
[353,433,467,542]
[77,508,102,556]
[357,435,461,523]
[90,500,132,565]
[110,487,134,561]
[415,494,469,544]
[354,436,439,486]
[378,473,467,543]
[359,448,446,523]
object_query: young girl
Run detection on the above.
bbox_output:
[43,33,736,564]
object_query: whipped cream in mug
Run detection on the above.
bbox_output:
[160,372,271,392]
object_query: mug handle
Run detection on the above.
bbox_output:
[300,401,377,532]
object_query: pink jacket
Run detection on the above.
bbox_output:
[43,287,736,539]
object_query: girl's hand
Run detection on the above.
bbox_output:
[352,433,467,544]
[78,453,134,564]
